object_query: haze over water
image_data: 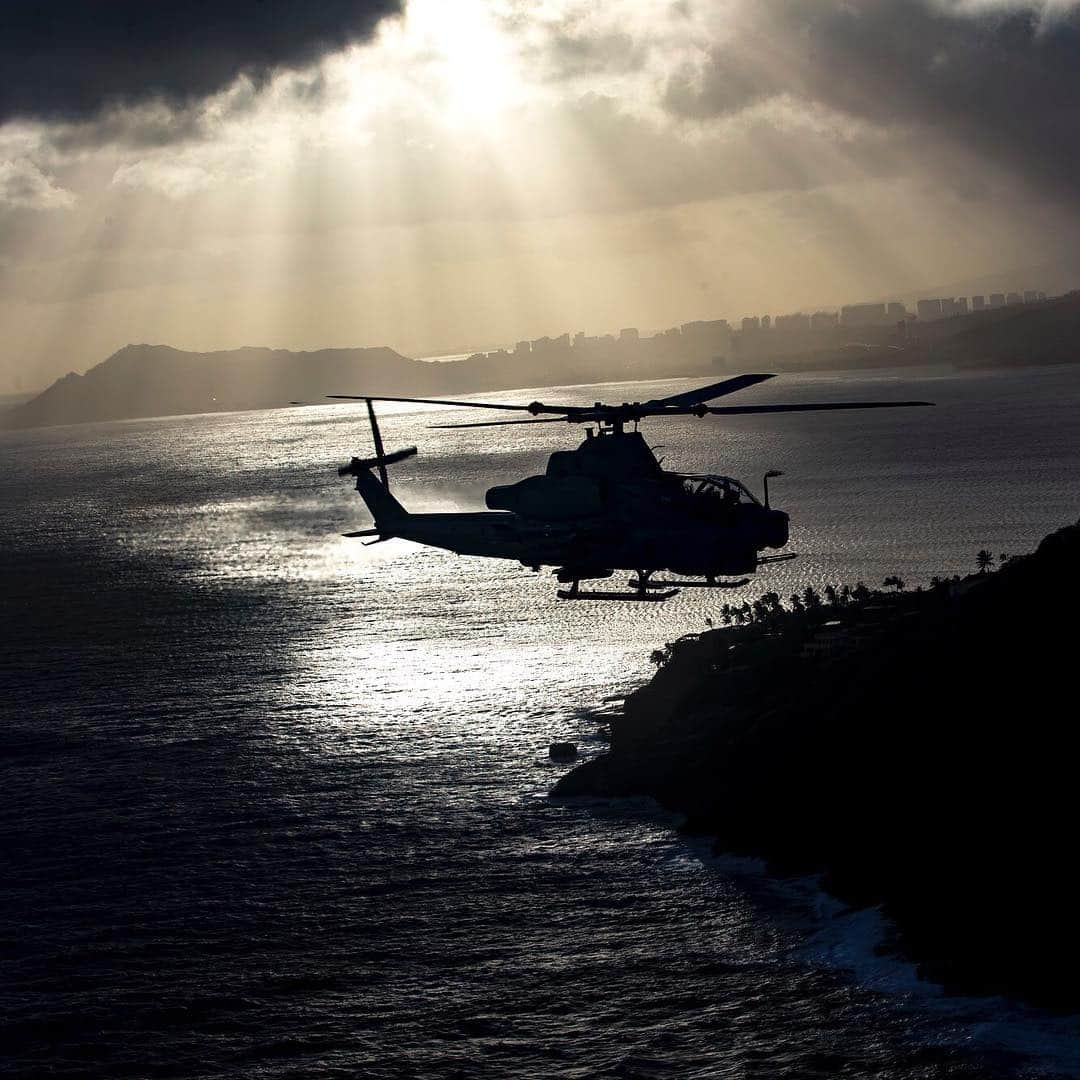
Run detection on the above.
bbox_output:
[3,365,1080,1078]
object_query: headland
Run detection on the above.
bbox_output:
[556,521,1080,1009]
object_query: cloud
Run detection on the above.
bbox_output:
[0,158,75,210]
[0,1,402,125]
[661,0,1080,199]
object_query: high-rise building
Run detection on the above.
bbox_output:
[619,327,639,342]
[841,302,888,326]
[971,295,986,311]
[741,317,760,332]
[917,298,942,320]
[989,293,1006,308]
[681,319,733,358]
[774,312,810,333]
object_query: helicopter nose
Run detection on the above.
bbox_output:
[762,509,789,549]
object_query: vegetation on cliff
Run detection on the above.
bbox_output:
[557,522,1080,1008]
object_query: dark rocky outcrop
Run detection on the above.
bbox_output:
[557,520,1080,1008]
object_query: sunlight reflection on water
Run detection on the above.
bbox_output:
[3,365,1080,1077]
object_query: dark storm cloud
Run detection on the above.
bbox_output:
[0,1,402,125]
[664,1,1080,198]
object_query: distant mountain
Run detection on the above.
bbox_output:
[940,290,1080,368]
[2,336,722,431]
[2,345,434,430]
[10,291,1079,431]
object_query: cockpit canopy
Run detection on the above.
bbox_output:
[680,475,761,506]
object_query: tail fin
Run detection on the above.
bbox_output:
[338,398,416,533]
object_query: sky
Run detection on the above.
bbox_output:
[4,0,1080,393]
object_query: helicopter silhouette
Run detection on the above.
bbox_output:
[331,374,932,601]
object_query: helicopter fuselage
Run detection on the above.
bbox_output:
[334,376,930,600]
[354,427,788,581]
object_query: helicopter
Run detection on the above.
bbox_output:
[329,374,932,601]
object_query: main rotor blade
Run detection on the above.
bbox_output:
[326,393,586,415]
[704,400,934,416]
[429,416,571,429]
[648,373,776,409]
[328,394,531,411]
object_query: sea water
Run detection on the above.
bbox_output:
[2,365,1079,1078]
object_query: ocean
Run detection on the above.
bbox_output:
[3,364,1080,1078]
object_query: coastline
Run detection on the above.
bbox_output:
[555,519,1080,1010]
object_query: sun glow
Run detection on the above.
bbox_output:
[337,0,527,135]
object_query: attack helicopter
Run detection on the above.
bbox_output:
[330,374,931,601]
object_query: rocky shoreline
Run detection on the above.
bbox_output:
[556,520,1080,1010]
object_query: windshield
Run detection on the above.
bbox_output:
[681,475,760,505]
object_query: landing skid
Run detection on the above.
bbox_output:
[556,569,678,602]
[557,587,679,602]
[628,576,750,590]
[759,552,798,565]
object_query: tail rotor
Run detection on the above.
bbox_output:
[338,397,415,532]
[338,396,417,482]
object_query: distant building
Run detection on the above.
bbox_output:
[573,331,585,348]
[917,298,942,321]
[937,297,968,317]
[887,302,908,320]
[1007,292,1022,305]
[810,310,839,330]
[841,302,888,326]
[619,327,639,342]
[971,295,986,311]
[514,340,531,355]
[741,317,760,332]
[761,315,771,330]
[989,293,1006,308]
[681,319,733,359]
[1024,290,1038,303]
[774,312,810,333]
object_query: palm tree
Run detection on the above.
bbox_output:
[823,584,838,607]
[839,584,852,606]
[883,575,906,592]
[789,593,805,614]
[853,581,871,603]
[802,585,822,609]
[976,549,994,574]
